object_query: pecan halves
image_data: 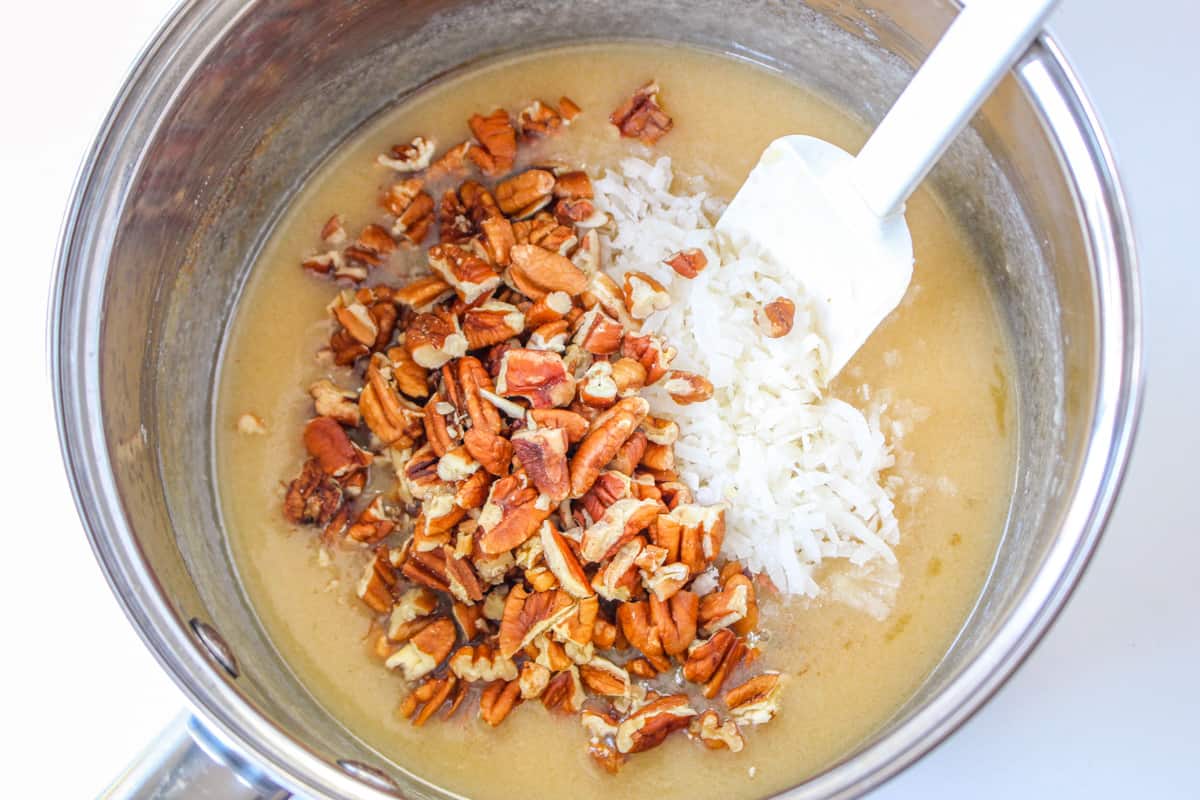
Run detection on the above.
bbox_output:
[725,672,784,726]
[477,471,551,555]
[479,678,523,726]
[399,673,460,726]
[360,354,425,447]
[496,169,555,218]
[497,585,576,658]
[303,416,371,477]
[569,396,650,498]
[467,110,517,176]
[650,590,698,656]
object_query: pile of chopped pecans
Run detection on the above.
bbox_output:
[281,83,784,774]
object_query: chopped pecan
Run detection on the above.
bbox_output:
[405,309,468,369]
[481,215,516,265]
[332,296,379,346]
[587,739,625,775]
[515,211,578,255]
[498,585,576,657]
[643,561,690,601]
[378,136,435,172]
[356,549,397,614]
[573,307,624,356]
[496,169,555,217]
[496,348,575,409]
[572,229,600,275]
[479,678,523,726]
[526,319,570,352]
[760,296,796,338]
[400,545,451,593]
[478,472,552,554]
[399,673,459,726]
[558,96,582,122]
[394,275,452,310]
[463,428,513,476]
[449,643,518,682]
[650,591,698,656]
[665,248,707,279]
[592,617,618,650]
[309,379,360,427]
[616,600,670,672]
[462,300,525,350]
[579,657,631,697]
[283,458,344,526]
[321,214,347,245]
[345,223,398,267]
[345,495,395,544]
[569,396,649,498]
[525,291,573,327]
[384,345,429,398]
[626,658,658,679]
[699,572,755,635]
[427,243,501,303]
[592,538,643,602]
[303,416,370,477]
[579,497,659,563]
[426,141,472,181]
[554,198,597,226]
[508,244,589,298]
[380,182,434,244]
[443,545,485,605]
[541,665,586,714]
[640,415,679,445]
[725,672,784,725]
[610,81,673,144]
[607,430,647,475]
[539,522,592,598]
[511,426,570,502]
[467,110,517,176]
[578,361,617,409]
[615,694,696,754]
[553,170,593,200]
[663,370,714,405]
[360,355,425,447]
[517,99,563,139]
[610,358,647,395]
[577,471,634,525]
[621,333,676,385]
[622,271,671,319]
[400,443,443,500]
[690,710,745,752]
[518,661,551,699]
[640,442,674,473]
[682,628,735,684]
[385,617,456,680]
[528,408,590,444]
[658,504,725,576]
[387,587,439,641]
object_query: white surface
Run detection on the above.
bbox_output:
[0,1,1194,797]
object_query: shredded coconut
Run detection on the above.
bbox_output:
[594,157,901,612]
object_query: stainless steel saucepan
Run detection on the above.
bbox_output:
[51,1,1141,797]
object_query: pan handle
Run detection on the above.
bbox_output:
[100,715,289,799]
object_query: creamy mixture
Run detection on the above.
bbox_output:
[217,43,1014,799]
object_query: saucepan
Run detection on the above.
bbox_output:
[50,0,1141,797]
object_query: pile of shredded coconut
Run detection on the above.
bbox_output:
[593,156,901,613]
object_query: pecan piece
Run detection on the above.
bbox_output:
[517,99,563,139]
[610,358,647,395]
[394,275,452,310]
[573,307,625,356]
[607,430,647,475]
[525,291,573,327]
[303,416,370,477]
[541,665,586,714]
[579,498,659,563]
[610,81,673,145]
[665,248,708,279]
[443,545,485,605]
[399,673,460,726]
[477,472,551,554]
[760,296,796,338]
[345,223,398,267]
[616,600,670,673]
[621,333,676,385]
[384,345,429,399]
[682,628,736,685]
[569,396,649,498]
[345,495,395,544]
[479,678,523,726]
[481,215,516,266]
[725,672,784,725]
[508,244,589,298]
[579,657,631,697]
[387,587,439,642]
[690,710,745,752]
[463,428,513,477]
[283,458,344,526]
[449,643,518,682]
[308,379,360,427]
[467,110,517,176]
[497,585,576,658]
[528,408,590,444]
[539,522,592,598]
[381,181,434,244]
[496,169,555,217]
[496,348,575,409]
[615,695,696,754]
[650,590,698,656]
[699,573,756,635]
[663,370,714,405]
[558,96,582,122]
[356,549,397,614]
[553,170,593,200]
[622,271,671,319]
[659,503,726,576]
[643,561,690,601]
[385,617,456,680]
[518,661,551,699]
[399,545,451,593]
[511,426,570,502]
[378,136,434,172]
[428,242,501,303]
[360,354,425,447]
[462,300,525,350]
[405,309,468,369]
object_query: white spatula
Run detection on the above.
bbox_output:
[717,0,1060,378]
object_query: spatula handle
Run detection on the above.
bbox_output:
[851,0,1060,217]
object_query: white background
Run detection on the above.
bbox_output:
[2,1,1195,797]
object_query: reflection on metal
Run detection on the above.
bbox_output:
[337,760,405,796]
[190,618,239,678]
